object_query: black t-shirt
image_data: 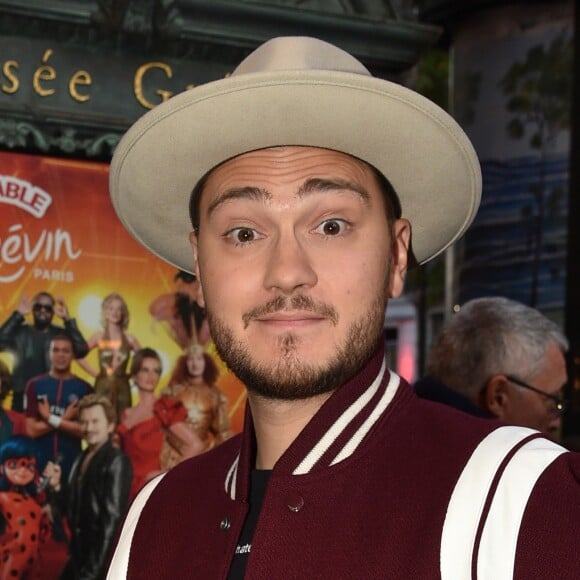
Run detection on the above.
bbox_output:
[227,469,271,580]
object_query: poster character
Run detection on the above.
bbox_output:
[160,344,232,469]
[0,435,50,580]
[0,292,88,412]
[25,335,92,481]
[44,394,132,580]
[77,293,140,420]
[149,271,210,349]
[117,348,203,499]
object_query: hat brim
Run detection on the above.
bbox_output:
[110,70,481,272]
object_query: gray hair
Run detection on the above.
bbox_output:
[427,297,568,402]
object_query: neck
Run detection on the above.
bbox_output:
[87,437,109,454]
[248,391,333,470]
[137,388,156,404]
[107,323,122,335]
[50,369,72,380]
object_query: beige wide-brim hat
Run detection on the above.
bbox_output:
[110,36,481,272]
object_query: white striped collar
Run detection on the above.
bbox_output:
[224,355,400,500]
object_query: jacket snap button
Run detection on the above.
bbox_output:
[286,493,304,513]
[219,517,231,531]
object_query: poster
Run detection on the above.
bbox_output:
[0,150,246,432]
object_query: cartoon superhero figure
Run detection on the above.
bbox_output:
[0,436,49,579]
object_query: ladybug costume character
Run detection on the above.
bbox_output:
[0,436,50,579]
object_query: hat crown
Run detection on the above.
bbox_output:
[233,36,371,77]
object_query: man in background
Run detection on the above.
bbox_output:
[415,296,568,440]
[0,292,89,411]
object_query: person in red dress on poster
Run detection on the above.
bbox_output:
[117,348,203,500]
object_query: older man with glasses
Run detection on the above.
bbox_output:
[0,291,88,411]
[415,296,568,441]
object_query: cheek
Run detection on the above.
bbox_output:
[332,249,389,301]
[201,259,261,316]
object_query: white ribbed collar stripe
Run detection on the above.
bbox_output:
[225,454,240,500]
[331,369,400,466]
[475,437,566,579]
[440,426,567,580]
[293,357,388,476]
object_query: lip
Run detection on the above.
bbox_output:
[255,311,327,327]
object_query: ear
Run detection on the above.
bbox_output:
[482,375,511,419]
[189,231,205,308]
[388,219,411,299]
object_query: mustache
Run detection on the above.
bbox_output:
[242,295,339,329]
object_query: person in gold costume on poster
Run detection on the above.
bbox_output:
[161,344,232,469]
[78,293,141,419]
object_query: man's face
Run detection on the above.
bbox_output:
[32,295,55,328]
[501,343,568,439]
[191,146,409,399]
[49,338,74,373]
[80,405,113,450]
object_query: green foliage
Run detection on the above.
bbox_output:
[412,48,449,110]
[499,32,572,150]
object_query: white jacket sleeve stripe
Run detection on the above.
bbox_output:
[440,425,539,580]
[107,473,166,580]
[475,436,566,579]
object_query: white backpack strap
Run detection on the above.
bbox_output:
[440,426,567,580]
[107,472,166,579]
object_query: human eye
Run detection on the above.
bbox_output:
[314,218,349,237]
[224,227,262,245]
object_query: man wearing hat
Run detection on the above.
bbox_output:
[107,37,580,579]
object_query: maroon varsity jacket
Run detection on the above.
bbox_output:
[108,346,580,579]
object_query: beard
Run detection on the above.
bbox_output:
[206,293,388,401]
[33,316,52,330]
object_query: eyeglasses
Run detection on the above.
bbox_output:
[33,303,54,313]
[505,375,567,414]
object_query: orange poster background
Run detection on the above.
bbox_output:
[0,151,245,433]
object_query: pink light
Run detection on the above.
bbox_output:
[398,348,415,383]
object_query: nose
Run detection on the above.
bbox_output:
[263,230,317,294]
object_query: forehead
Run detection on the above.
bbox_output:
[51,339,72,349]
[199,146,380,211]
[81,405,107,420]
[35,295,53,304]
[140,357,161,369]
[543,343,567,381]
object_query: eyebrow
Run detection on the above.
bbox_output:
[207,186,271,218]
[206,178,370,219]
